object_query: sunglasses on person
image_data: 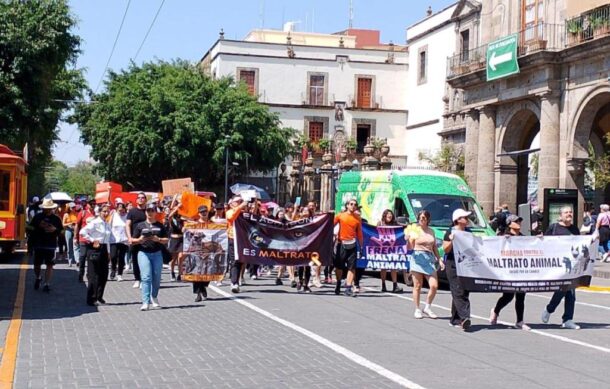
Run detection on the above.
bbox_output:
[348,202,358,206]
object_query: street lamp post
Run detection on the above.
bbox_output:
[224,135,230,204]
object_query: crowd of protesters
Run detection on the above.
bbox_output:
[24,192,599,331]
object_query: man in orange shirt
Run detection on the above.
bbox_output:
[333,199,363,297]
[226,196,247,293]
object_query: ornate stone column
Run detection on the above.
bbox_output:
[303,153,315,203]
[476,106,496,217]
[319,149,333,212]
[464,110,480,193]
[537,93,560,208]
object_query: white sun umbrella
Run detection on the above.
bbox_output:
[45,191,74,203]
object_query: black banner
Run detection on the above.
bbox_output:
[234,213,333,266]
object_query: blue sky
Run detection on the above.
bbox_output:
[54,0,456,166]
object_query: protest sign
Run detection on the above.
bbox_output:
[178,192,212,219]
[357,223,411,270]
[234,213,333,266]
[162,178,193,196]
[452,231,597,292]
[182,222,228,282]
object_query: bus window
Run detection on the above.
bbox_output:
[0,169,10,211]
[394,198,409,224]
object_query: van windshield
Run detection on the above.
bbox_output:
[407,194,487,228]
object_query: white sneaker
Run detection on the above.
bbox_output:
[251,274,258,280]
[231,284,240,293]
[312,277,322,288]
[151,297,161,308]
[541,309,551,323]
[423,305,437,319]
[132,281,140,289]
[162,264,170,269]
[561,320,580,330]
[414,309,423,319]
[515,321,531,331]
[140,303,149,311]
[215,280,223,287]
[116,275,123,282]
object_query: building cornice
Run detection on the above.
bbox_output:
[263,102,407,114]
[210,51,408,67]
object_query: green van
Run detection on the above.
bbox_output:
[335,170,495,278]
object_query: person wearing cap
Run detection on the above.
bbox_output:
[28,198,64,292]
[489,214,530,330]
[80,204,112,306]
[226,196,247,293]
[126,192,148,288]
[442,208,473,331]
[132,202,169,311]
[541,206,582,330]
[62,202,79,266]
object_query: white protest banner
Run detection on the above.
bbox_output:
[452,231,597,292]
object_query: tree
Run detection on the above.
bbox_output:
[418,143,465,178]
[586,135,610,190]
[72,60,295,190]
[0,0,86,195]
[44,160,100,197]
[44,160,69,192]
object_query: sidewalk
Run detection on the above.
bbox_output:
[593,259,610,280]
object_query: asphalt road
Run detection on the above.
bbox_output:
[1,254,609,389]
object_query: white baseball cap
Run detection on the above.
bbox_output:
[452,208,472,222]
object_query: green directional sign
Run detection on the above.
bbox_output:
[486,34,519,81]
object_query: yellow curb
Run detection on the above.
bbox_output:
[0,258,28,389]
[577,285,610,292]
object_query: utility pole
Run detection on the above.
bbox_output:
[349,0,353,29]
[224,135,230,204]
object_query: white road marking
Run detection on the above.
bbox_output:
[209,286,426,389]
[528,293,610,311]
[363,287,610,354]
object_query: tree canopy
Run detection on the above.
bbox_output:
[45,160,100,197]
[0,0,86,194]
[72,60,295,191]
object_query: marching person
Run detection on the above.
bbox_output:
[541,206,582,330]
[595,204,610,262]
[109,200,129,282]
[442,208,473,331]
[167,202,184,282]
[227,196,247,293]
[75,200,95,283]
[29,198,64,292]
[409,210,443,319]
[296,207,313,293]
[80,204,112,306]
[62,202,79,267]
[126,192,148,289]
[132,202,169,311]
[378,209,404,293]
[490,214,530,330]
[333,199,363,297]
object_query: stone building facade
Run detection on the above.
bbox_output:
[443,0,610,217]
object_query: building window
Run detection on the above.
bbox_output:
[443,131,466,144]
[356,77,372,108]
[522,0,544,41]
[418,47,427,84]
[460,30,470,62]
[308,121,323,144]
[238,69,256,95]
[356,124,371,153]
[309,75,325,105]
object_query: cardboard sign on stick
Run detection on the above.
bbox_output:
[162,178,193,196]
[178,191,212,219]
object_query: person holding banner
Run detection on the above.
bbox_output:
[490,214,530,330]
[409,210,443,319]
[333,199,364,297]
[378,210,404,293]
[183,205,218,302]
[442,209,472,331]
[227,196,247,293]
[541,206,582,330]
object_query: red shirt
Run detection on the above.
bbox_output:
[76,208,94,244]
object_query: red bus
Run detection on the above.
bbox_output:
[0,144,27,254]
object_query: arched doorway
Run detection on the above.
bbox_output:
[496,105,540,212]
[571,89,610,212]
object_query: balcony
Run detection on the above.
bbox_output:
[565,4,610,47]
[347,94,383,110]
[447,23,565,79]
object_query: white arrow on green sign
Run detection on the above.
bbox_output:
[486,34,519,81]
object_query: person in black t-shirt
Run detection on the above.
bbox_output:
[132,203,168,311]
[29,198,64,292]
[126,192,147,288]
[541,206,582,330]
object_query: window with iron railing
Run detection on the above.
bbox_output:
[308,121,323,144]
[522,0,544,42]
[356,77,372,108]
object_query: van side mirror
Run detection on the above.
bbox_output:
[16,204,25,215]
[397,216,409,225]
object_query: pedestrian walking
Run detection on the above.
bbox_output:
[109,201,129,281]
[443,208,473,331]
[167,203,184,282]
[490,214,530,330]
[62,202,79,266]
[541,206,582,329]
[80,204,112,306]
[333,199,363,297]
[378,209,404,293]
[126,192,147,289]
[227,196,247,293]
[595,204,610,262]
[28,198,63,292]
[74,201,94,283]
[132,202,169,311]
[409,210,442,319]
